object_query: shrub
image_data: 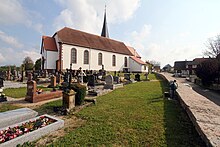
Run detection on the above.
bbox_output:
[70,83,86,105]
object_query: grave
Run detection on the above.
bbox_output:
[104,75,123,90]
[50,75,56,87]
[0,77,7,102]
[87,75,95,87]
[113,76,120,84]
[124,73,131,81]
[0,114,64,147]
[62,89,76,112]
[0,108,38,128]
[135,73,141,81]
[25,80,62,103]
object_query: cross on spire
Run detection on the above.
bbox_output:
[101,5,109,38]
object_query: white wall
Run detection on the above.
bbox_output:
[62,44,130,71]
[43,50,58,69]
[129,58,148,72]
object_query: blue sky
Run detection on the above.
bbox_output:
[1,0,220,67]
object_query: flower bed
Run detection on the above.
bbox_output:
[0,114,64,147]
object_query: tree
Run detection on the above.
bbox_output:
[195,59,219,85]
[34,58,41,70]
[204,35,220,58]
[23,56,34,70]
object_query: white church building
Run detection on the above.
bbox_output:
[41,11,148,73]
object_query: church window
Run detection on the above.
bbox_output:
[84,50,89,64]
[98,53,102,65]
[124,57,128,67]
[112,55,116,66]
[71,48,77,64]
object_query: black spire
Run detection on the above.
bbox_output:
[101,5,109,38]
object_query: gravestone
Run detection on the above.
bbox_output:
[0,77,4,88]
[135,74,141,81]
[105,75,113,85]
[124,73,131,80]
[113,76,120,84]
[50,75,56,87]
[87,75,95,87]
[25,80,37,101]
[62,90,75,112]
[27,73,33,81]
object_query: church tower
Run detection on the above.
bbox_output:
[101,6,109,38]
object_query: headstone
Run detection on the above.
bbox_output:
[124,73,131,80]
[135,73,141,81]
[7,67,11,80]
[27,73,33,81]
[113,76,120,84]
[0,77,4,88]
[105,75,113,85]
[87,75,95,87]
[50,75,56,87]
[62,90,75,111]
[26,80,37,101]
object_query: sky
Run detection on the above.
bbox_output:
[1,0,220,67]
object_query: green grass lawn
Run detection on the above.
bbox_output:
[3,86,53,98]
[37,74,203,146]
[0,104,21,112]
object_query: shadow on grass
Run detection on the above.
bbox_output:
[155,73,205,147]
[34,100,62,115]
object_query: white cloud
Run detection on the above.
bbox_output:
[0,53,6,64]
[0,31,23,48]
[0,0,43,33]
[179,31,190,37]
[0,47,40,66]
[54,0,140,34]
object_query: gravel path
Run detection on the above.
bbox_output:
[161,72,220,147]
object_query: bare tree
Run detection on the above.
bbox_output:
[204,35,220,58]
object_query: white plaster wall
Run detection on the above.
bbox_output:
[44,51,58,69]
[129,58,148,72]
[62,44,130,71]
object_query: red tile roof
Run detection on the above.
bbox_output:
[56,27,132,55]
[130,56,146,65]
[42,36,57,52]
[127,46,141,58]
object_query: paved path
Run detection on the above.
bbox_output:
[161,72,220,147]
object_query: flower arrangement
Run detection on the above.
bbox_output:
[0,116,56,144]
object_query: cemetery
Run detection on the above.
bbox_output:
[0,69,206,146]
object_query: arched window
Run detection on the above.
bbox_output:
[124,57,128,67]
[71,48,77,64]
[112,55,116,66]
[84,50,89,64]
[98,53,102,65]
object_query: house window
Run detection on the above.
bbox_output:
[98,53,102,65]
[112,55,116,66]
[84,50,89,64]
[124,57,128,67]
[71,48,77,64]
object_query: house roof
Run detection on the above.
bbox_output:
[193,58,210,65]
[130,56,146,65]
[56,27,132,55]
[127,46,141,58]
[174,61,188,70]
[41,36,57,52]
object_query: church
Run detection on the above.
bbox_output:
[41,10,148,73]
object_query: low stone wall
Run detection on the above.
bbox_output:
[25,90,63,103]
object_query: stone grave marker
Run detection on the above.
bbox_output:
[105,75,113,85]
[135,73,141,81]
[113,76,120,84]
[88,75,95,87]
[124,73,131,80]
[50,75,56,87]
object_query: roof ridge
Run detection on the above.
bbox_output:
[58,27,124,43]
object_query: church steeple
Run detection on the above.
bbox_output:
[101,5,109,38]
